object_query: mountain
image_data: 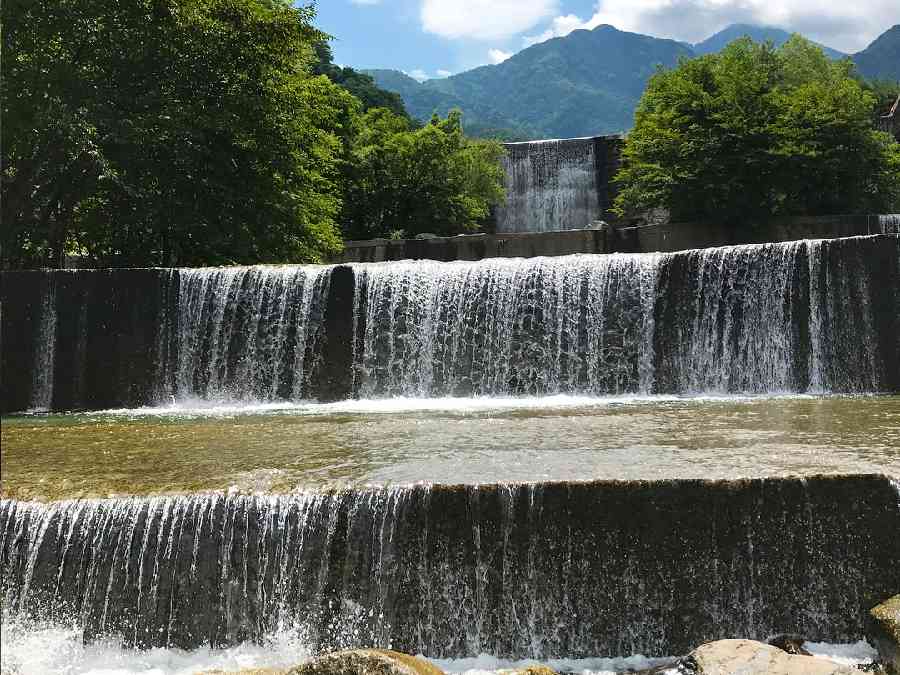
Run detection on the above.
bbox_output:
[367,23,895,140]
[694,23,846,60]
[367,25,692,139]
[852,25,900,82]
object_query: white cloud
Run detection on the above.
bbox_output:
[407,69,430,81]
[488,48,513,64]
[522,14,593,47]
[421,0,559,40]
[523,0,898,53]
[436,69,453,77]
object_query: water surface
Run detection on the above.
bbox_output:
[3,394,898,500]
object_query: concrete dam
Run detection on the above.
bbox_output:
[2,235,898,413]
[2,233,899,668]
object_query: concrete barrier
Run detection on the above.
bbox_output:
[334,214,900,263]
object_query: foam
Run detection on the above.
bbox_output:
[86,393,827,419]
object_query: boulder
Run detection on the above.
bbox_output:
[870,595,900,674]
[497,667,558,675]
[679,639,857,675]
[286,650,444,675]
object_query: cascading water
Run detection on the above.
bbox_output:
[496,138,608,233]
[878,214,900,234]
[354,237,898,397]
[353,254,662,397]
[167,266,332,402]
[28,277,57,411]
[1,235,897,413]
[2,477,898,657]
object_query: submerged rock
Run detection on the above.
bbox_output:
[286,650,444,675]
[679,639,856,674]
[869,595,900,674]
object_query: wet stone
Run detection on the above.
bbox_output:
[286,650,445,675]
[679,639,857,675]
[869,595,900,675]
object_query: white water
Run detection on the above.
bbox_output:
[167,265,331,402]
[87,392,825,419]
[0,619,878,675]
[496,138,604,233]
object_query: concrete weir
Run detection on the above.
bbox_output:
[1,475,898,656]
[2,235,899,412]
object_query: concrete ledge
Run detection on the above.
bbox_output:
[333,214,900,263]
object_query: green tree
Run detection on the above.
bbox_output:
[312,42,411,121]
[340,109,505,240]
[614,36,900,223]
[2,0,357,268]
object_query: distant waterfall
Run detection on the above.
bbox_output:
[496,137,617,233]
[3,476,899,656]
[168,266,332,401]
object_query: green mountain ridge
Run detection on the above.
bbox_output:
[853,24,900,82]
[365,23,900,139]
[693,23,846,59]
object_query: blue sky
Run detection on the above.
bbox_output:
[313,0,898,81]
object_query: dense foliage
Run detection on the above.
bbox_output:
[613,36,900,223]
[2,0,362,268]
[341,110,506,240]
[1,0,504,269]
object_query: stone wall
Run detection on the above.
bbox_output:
[335,214,900,263]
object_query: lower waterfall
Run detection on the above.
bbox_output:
[2,476,898,657]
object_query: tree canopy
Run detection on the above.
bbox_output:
[613,36,900,224]
[1,0,504,269]
[340,109,505,240]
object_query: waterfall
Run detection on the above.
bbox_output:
[168,266,332,401]
[353,254,662,397]
[2,235,897,413]
[3,476,899,656]
[878,214,900,234]
[354,237,898,396]
[496,138,608,233]
[28,276,57,411]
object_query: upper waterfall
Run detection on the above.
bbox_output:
[1,235,897,413]
[495,137,620,233]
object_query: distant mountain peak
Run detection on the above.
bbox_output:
[852,24,900,81]
[365,22,895,140]
[694,23,846,60]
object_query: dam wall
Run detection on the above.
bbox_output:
[495,136,622,234]
[2,235,898,412]
[2,475,898,655]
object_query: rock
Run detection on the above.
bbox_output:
[769,634,813,656]
[870,595,900,675]
[497,667,558,675]
[286,649,445,675]
[679,639,857,675]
